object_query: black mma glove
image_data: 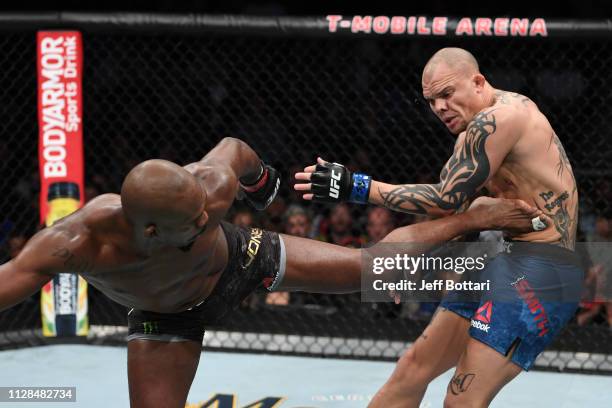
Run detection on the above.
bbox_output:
[240,162,280,211]
[310,161,372,204]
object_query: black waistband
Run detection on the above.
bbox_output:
[501,239,581,268]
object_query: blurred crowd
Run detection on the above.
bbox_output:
[0,161,611,329]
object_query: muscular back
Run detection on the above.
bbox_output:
[77,193,229,312]
[0,165,238,313]
[483,90,578,248]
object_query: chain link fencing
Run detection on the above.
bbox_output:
[0,15,611,373]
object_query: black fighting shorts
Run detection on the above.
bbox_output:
[127,221,286,343]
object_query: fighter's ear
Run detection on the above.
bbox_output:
[144,224,157,238]
[197,211,209,228]
[473,73,486,91]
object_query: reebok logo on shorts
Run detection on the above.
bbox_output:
[474,301,492,323]
[471,301,492,333]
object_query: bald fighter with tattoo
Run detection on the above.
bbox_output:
[0,137,543,407]
[295,47,583,407]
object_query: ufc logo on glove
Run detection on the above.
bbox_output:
[329,169,342,198]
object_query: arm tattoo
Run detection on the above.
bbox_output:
[52,248,92,274]
[449,372,476,395]
[379,110,496,214]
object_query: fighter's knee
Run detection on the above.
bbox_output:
[388,347,432,390]
[369,348,431,407]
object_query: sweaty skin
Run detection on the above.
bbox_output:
[295,48,577,249]
[375,48,577,248]
[0,150,241,313]
[51,194,229,313]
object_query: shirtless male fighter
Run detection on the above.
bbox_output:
[295,47,583,407]
[0,137,543,408]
